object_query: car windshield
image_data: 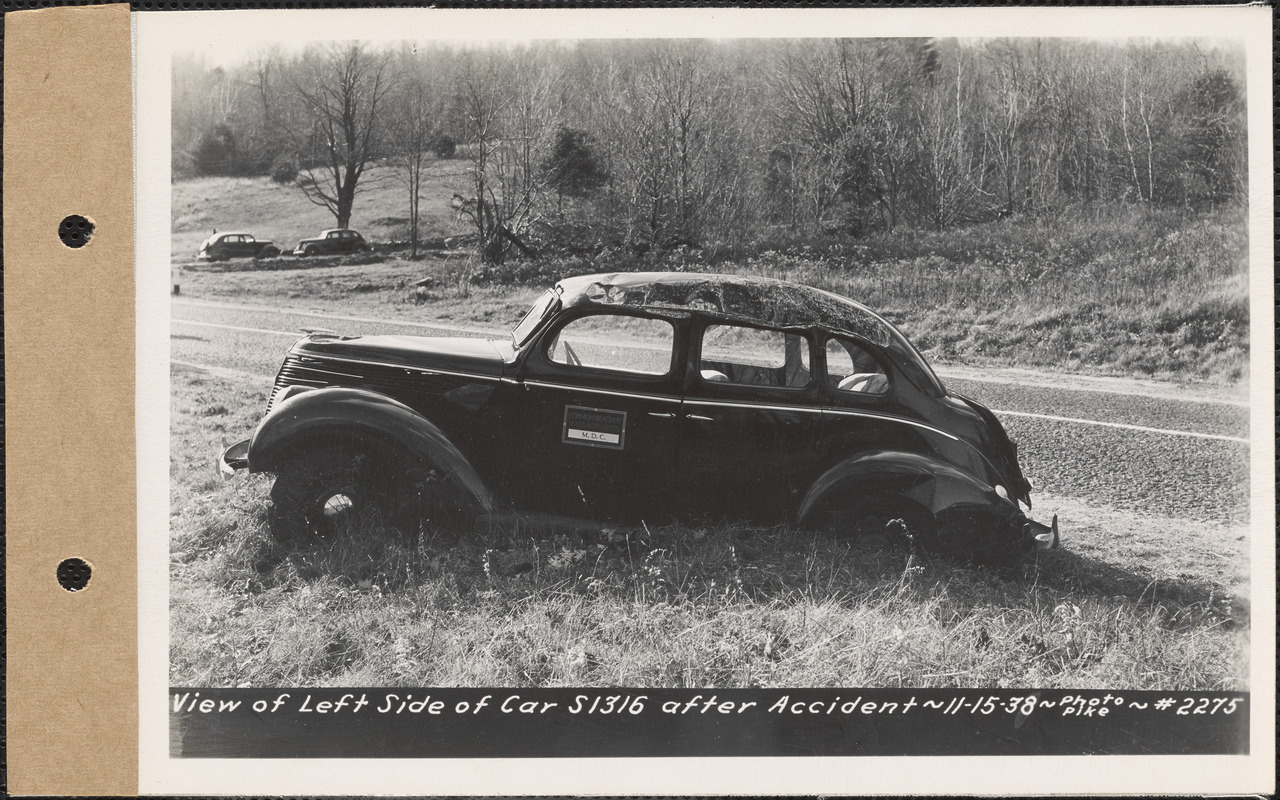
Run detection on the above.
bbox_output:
[512,289,560,347]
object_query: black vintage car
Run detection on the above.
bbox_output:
[221,272,1057,559]
[293,228,371,257]
[196,231,280,261]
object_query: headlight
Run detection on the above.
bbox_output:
[994,485,1009,500]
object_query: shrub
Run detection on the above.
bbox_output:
[269,156,299,185]
[432,134,457,159]
[192,124,238,176]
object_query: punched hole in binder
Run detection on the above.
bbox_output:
[57,558,92,592]
[59,215,94,248]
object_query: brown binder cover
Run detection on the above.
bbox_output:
[3,4,138,795]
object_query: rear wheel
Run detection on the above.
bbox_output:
[837,500,938,554]
[211,249,230,262]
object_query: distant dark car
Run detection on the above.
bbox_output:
[221,272,1057,560]
[293,228,370,257]
[196,231,280,261]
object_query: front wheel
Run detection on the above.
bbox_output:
[269,446,403,541]
[267,444,466,543]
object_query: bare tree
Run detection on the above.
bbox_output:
[451,47,554,264]
[909,45,983,230]
[289,43,392,229]
[387,52,445,258]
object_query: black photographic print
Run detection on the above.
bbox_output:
[136,6,1273,795]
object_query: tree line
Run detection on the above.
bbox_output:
[173,37,1247,262]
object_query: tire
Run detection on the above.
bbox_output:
[304,245,319,257]
[211,249,230,262]
[267,443,464,543]
[257,246,280,259]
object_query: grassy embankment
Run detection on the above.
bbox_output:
[174,170,1249,385]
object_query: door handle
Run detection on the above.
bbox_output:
[647,412,676,418]
[686,414,716,422]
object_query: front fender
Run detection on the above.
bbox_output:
[247,386,494,513]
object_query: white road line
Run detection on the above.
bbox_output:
[172,298,502,336]
[173,319,299,337]
[940,369,1248,408]
[990,408,1248,444]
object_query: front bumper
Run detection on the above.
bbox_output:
[219,439,251,477]
[1025,514,1060,550]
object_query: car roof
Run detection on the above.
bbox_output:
[556,271,895,347]
[320,228,359,235]
[213,231,255,238]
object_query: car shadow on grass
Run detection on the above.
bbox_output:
[1013,548,1247,629]
[214,510,1246,640]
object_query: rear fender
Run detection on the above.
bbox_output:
[798,450,1021,545]
[247,386,494,513]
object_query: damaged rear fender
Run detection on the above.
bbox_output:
[798,450,1020,548]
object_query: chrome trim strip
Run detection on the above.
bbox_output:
[683,397,960,441]
[684,398,824,415]
[821,406,960,441]
[522,380,681,404]
[291,353,503,383]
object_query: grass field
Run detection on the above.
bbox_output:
[170,368,1248,689]
[171,160,471,258]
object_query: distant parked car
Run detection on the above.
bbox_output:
[196,231,280,261]
[221,272,1058,562]
[293,228,371,257]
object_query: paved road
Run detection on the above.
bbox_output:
[171,298,1251,525]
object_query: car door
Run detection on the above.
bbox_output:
[502,309,686,523]
[677,319,824,523]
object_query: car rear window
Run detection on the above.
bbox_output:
[825,336,890,395]
[700,324,811,388]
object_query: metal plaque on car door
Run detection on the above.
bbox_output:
[562,406,627,450]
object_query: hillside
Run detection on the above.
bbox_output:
[171,162,1251,385]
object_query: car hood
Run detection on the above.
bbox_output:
[292,335,508,378]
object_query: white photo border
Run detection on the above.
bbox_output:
[137,6,1275,795]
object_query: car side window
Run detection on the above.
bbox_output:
[700,324,811,388]
[825,337,890,395]
[546,314,674,376]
